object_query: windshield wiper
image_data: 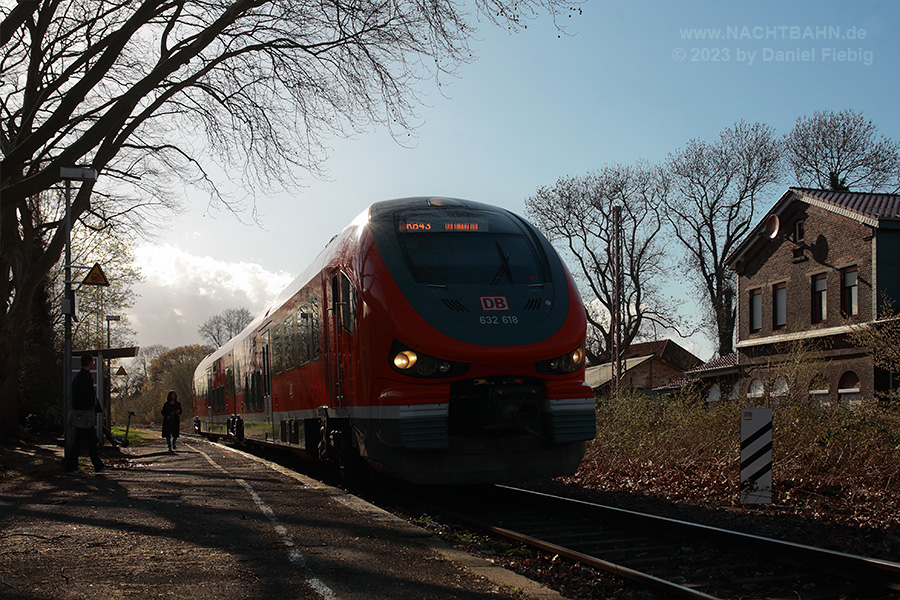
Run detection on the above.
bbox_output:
[490,241,514,285]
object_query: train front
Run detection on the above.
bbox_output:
[355,197,596,485]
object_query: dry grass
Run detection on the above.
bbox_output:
[573,391,900,530]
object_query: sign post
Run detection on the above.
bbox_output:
[740,408,773,504]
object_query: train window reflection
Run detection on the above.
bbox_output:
[396,223,545,285]
[399,233,544,285]
[393,209,546,285]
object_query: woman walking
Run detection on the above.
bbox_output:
[161,390,182,451]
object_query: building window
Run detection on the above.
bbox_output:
[747,378,764,399]
[772,282,786,329]
[838,371,861,408]
[811,273,827,323]
[809,373,829,405]
[773,377,789,397]
[750,289,762,333]
[794,220,805,243]
[841,267,858,317]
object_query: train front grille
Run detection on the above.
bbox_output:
[448,377,544,439]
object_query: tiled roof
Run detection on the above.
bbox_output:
[622,339,702,371]
[652,377,699,392]
[584,356,654,389]
[687,352,737,375]
[728,187,900,268]
[791,187,900,220]
[622,340,669,359]
[655,352,738,392]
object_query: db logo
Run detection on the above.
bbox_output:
[479,296,509,311]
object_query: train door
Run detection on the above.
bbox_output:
[327,271,356,408]
[205,367,212,420]
[261,329,275,439]
[327,272,344,407]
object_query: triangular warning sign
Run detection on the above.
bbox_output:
[82,263,110,286]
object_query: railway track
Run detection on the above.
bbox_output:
[399,484,900,600]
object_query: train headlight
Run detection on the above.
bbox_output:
[390,341,469,378]
[570,347,584,365]
[393,350,418,369]
[537,343,586,374]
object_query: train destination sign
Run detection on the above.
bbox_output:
[398,218,490,233]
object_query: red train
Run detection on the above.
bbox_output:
[192,197,596,484]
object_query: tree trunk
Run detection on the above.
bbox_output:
[717,298,736,357]
[0,317,28,436]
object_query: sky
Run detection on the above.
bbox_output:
[125,0,900,362]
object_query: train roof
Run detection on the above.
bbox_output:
[368,196,514,218]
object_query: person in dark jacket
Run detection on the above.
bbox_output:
[161,390,182,451]
[63,354,105,474]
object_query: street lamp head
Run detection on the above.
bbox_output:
[106,315,121,322]
[60,167,98,181]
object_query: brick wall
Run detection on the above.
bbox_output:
[735,200,876,402]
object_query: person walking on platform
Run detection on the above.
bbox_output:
[161,390,182,451]
[64,354,105,474]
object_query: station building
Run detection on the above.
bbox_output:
[726,187,900,405]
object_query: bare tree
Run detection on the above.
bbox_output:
[123,344,169,398]
[663,121,784,357]
[199,307,253,347]
[128,344,211,425]
[848,294,900,402]
[0,0,579,433]
[785,109,900,193]
[525,162,678,364]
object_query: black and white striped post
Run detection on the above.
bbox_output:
[740,408,772,504]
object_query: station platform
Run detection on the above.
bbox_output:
[0,436,564,600]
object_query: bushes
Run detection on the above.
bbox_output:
[576,390,900,526]
[579,389,738,504]
[775,399,900,520]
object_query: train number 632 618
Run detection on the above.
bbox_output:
[479,315,519,325]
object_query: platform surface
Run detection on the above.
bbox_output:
[0,436,564,599]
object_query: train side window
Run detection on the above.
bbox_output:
[225,364,234,398]
[341,273,357,334]
[283,315,293,367]
[310,297,321,360]
[298,309,311,364]
[273,324,284,374]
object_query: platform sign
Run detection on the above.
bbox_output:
[740,408,773,504]
[81,263,110,286]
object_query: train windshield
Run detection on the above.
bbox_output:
[394,210,547,285]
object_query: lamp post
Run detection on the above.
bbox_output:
[61,167,98,460]
[106,315,120,430]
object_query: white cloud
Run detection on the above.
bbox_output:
[130,243,294,349]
